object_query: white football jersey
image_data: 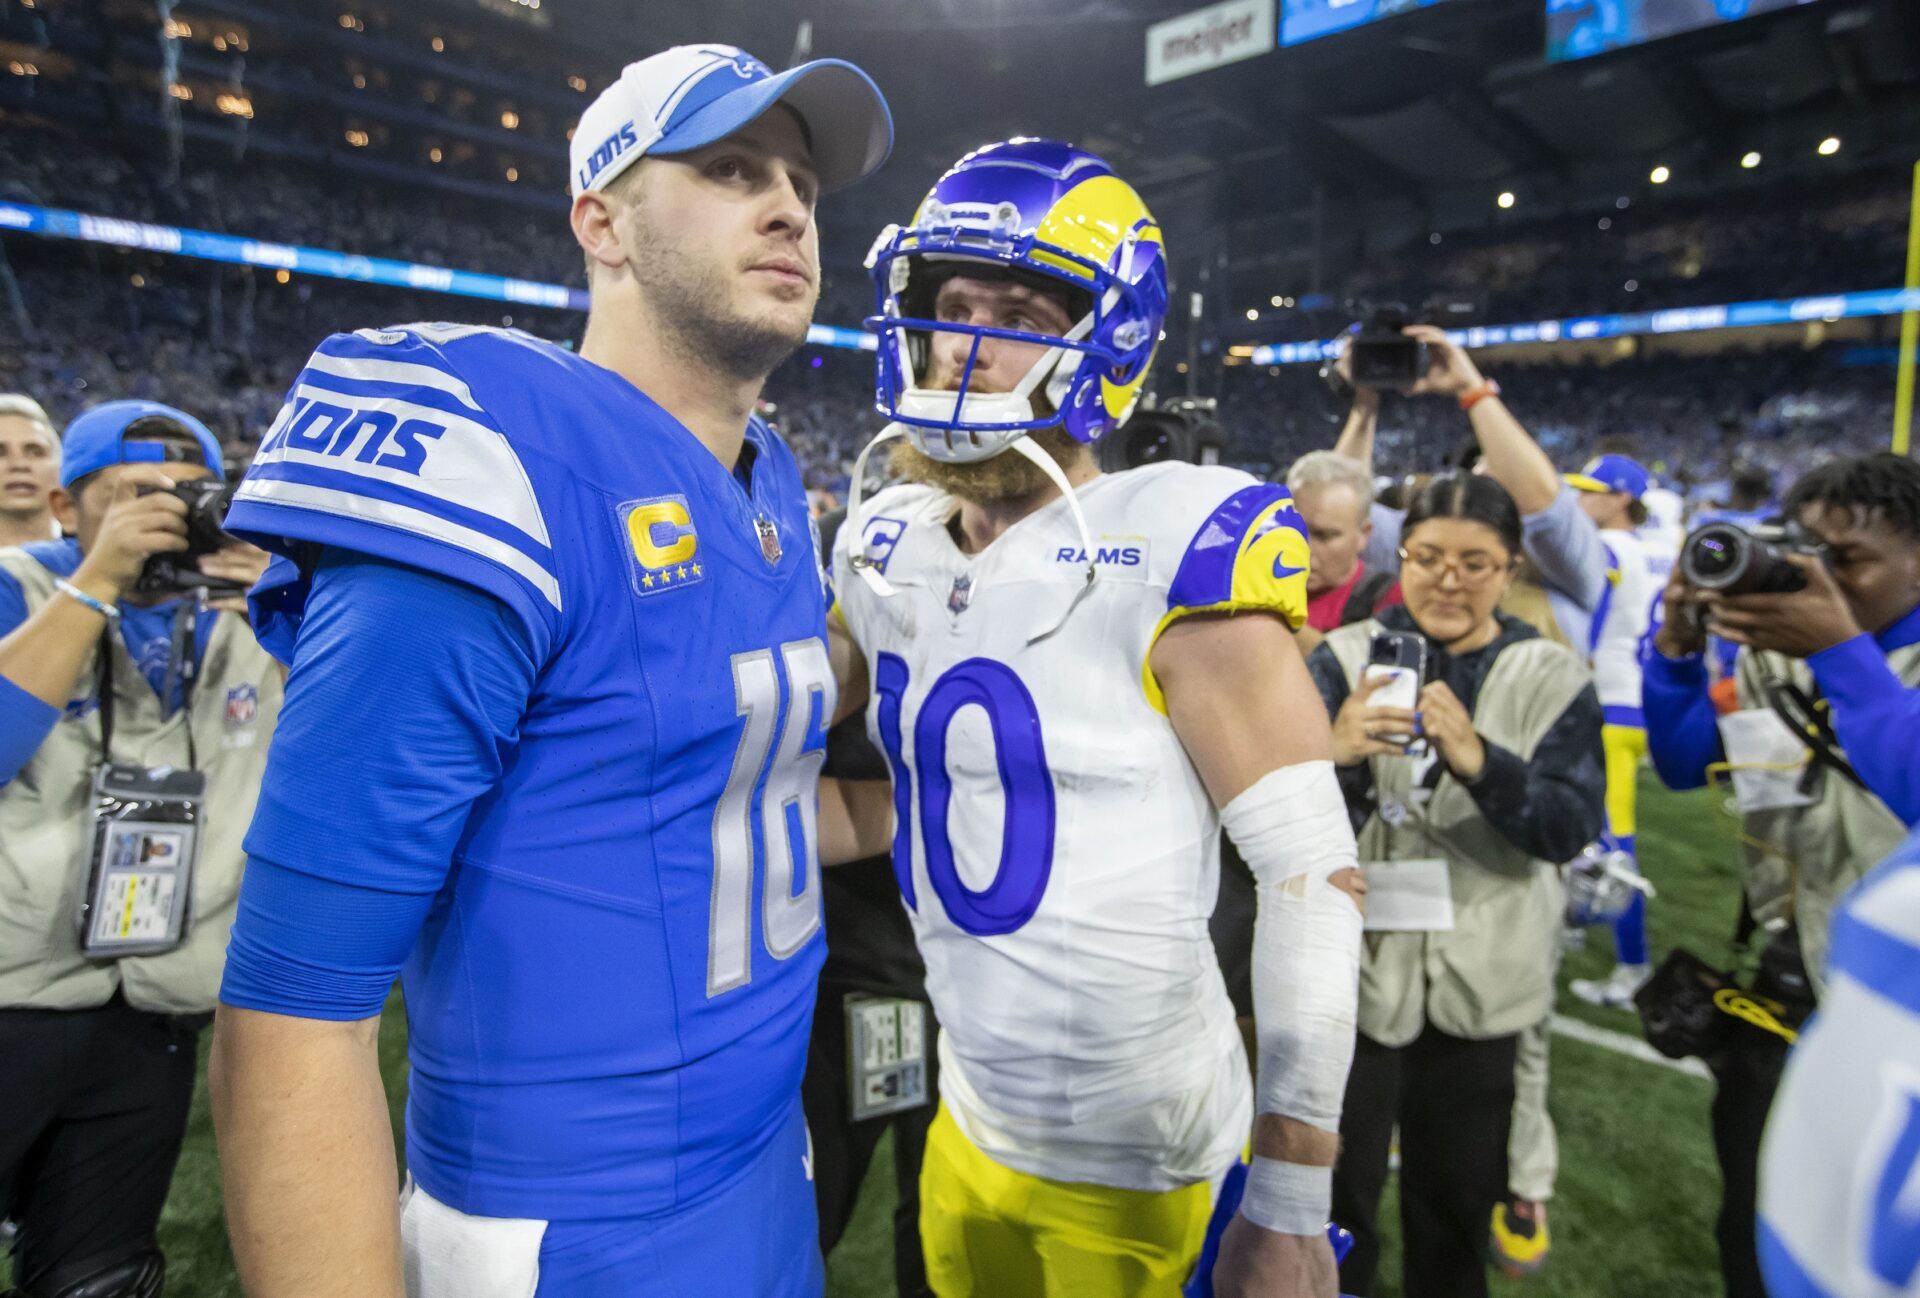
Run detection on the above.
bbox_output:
[1759,838,1920,1296]
[833,462,1312,1192]
[1592,529,1656,719]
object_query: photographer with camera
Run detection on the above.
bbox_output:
[0,401,275,1298]
[1306,473,1604,1298]
[1641,452,1920,1298]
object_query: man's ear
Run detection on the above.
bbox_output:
[50,486,80,537]
[571,190,628,278]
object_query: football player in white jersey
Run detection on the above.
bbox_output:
[1758,824,1920,1298]
[817,139,1366,1298]
[1563,455,1659,1008]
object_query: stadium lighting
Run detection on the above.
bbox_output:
[1497,191,1516,209]
[168,83,192,101]
[428,146,443,163]
[1270,295,1283,307]
[505,167,519,183]
[344,129,370,148]
[1649,165,1671,185]
[568,75,587,92]
[1741,151,1762,169]
[431,35,445,52]
[352,74,367,89]
[1818,136,1842,156]
[275,269,291,284]
[500,110,520,130]
[1598,217,1612,230]
[1429,232,1442,245]
[1245,308,1259,321]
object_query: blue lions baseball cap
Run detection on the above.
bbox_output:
[60,400,224,489]
[569,43,892,198]
[1565,454,1649,501]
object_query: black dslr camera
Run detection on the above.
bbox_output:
[1098,400,1224,472]
[1680,519,1828,596]
[1340,296,1485,393]
[135,478,243,597]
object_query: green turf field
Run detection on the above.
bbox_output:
[4,775,1749,1296]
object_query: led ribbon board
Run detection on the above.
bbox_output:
[0,201,878,352]
[1251,288,1920,364]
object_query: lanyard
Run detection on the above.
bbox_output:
[96,603,202,772]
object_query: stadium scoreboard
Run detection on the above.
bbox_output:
[1548,0,1820,60]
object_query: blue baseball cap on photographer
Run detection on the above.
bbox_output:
[568,43,892,198]
[1565,454,1649,501]
[60,400,225,489]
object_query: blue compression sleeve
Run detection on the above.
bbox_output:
[1808,633,1920,828]
[219,550,541,1020]
[0,673,59,788]
[1641,643,1723,790]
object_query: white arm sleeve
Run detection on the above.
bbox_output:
[1220,759,1365,1233]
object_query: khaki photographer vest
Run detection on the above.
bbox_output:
[0,550,282,1015]
[1326,620,1593,1047]
[1733,642,1920,992]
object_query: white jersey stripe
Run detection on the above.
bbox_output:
[235,478,563,610]
[311,348,485,413]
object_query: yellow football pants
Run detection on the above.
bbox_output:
[920,1103,1214,1298]
[1603,722,1647,841]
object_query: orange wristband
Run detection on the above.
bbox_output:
[1459,380,1501,412]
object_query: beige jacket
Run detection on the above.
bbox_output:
[1325,620,1595,1046]
[1732,642,1920,990]
[0,548,282,1014]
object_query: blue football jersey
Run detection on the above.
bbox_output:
[227,323,834,1221]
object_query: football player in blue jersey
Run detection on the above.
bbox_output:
[206,45,890,1298]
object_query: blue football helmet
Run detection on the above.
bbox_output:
[863,137,1169,464]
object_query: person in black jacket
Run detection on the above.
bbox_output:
[1308,474,1605,1298]
[803,508,936,1298]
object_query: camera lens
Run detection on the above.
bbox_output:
[1682,524,1748,590]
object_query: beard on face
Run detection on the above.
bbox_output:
[623,201,815,382]
[890,425,1085,505]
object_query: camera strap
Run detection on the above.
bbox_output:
[95,604,202,773]
[1760,670,1867,797]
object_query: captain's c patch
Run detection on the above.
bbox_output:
[620,494,706,596]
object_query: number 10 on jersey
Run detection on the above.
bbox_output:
[709,639,836,997]
[874,652,1057,938]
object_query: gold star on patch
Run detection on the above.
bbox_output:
[640,572,655,589]
[675,565,687,580]
[690,563,702,577]
[657,569,671,585]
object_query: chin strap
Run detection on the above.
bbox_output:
[1006,436,1098,645]
[845,422,908,597]
[843,428,1100,643]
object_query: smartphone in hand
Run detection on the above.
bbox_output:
[1364,631,1428,757]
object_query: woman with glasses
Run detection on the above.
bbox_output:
[1303,472,1606,1298]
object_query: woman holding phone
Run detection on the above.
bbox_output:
[1304,472,1606,1298]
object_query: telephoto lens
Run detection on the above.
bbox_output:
[1680,521,1819,596]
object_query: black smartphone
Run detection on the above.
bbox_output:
[1364,631,1428,756]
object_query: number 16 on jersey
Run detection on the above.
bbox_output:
[708,638,836,997]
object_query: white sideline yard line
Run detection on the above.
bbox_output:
[1550,1013,1713,1081]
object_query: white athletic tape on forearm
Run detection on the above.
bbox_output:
[1220,760,1363,1139]
[1239,1157,1334,1237]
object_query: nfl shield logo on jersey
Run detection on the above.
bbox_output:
[947,573,973,614]
[756,515,783,566]
[224,683,258,728]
